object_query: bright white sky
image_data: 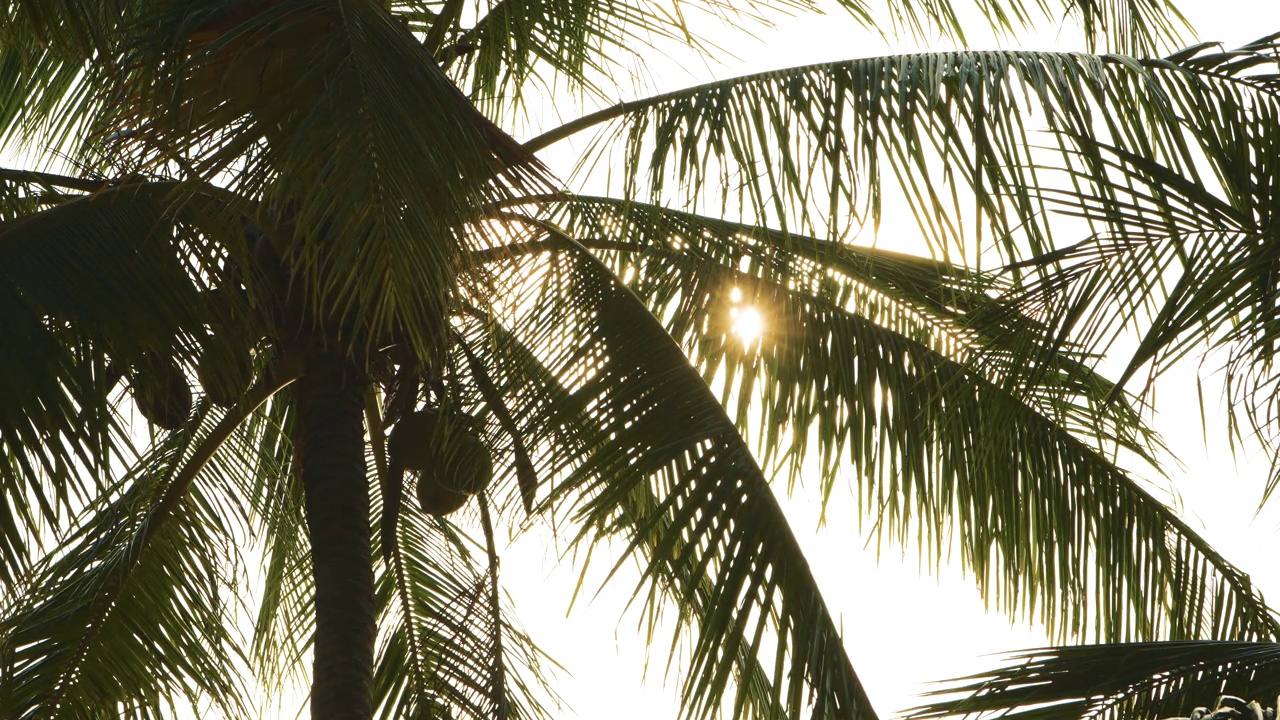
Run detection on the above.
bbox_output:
[497,1,1280,719]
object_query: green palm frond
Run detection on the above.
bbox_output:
[974,34,1280,499]
[0,179,213,590]
[433,0,1181,117]
[237,395,312,698]
[363,388,559,720]
[471,199,1277,648]
[1,0,554,362]
[459,245,911,720]
[909,642,1280,720]
[455,317,795,720]
[372,499,558,720]
[0,360,297,719]
[444,0,679,113]
[536,195,1159,470]
[0,2,1263,719]
[1,410,236,718]
[0,1,132,152]
[526,42,1280,254]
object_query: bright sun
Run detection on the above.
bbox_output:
[729,305,764,345]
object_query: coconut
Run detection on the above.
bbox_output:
[132,359,192,430]
[387,409,442,471]
[415,472,470,517]
[388,409,494,496]
[436,431,493,495]
[196,334,254,408]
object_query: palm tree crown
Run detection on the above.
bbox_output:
[0,1,1276,720]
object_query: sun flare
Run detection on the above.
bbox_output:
[730,306,764,345]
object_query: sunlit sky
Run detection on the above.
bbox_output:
[499,1,1280,719]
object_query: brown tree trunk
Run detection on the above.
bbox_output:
[293,350,375,720]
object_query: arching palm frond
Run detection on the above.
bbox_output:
[437,0,1182,118]
[371,500,559,720]
[0,179,216,590]
[909,642,1280,720]
[366,397,560,720]
[536,195,1157,467]
[866,34,1280,720]
[449,260,876,720]
[453,316,806,720]
[0,385,293,720]
[526,42,1280,259]
[477,201,1277,651]
[970,35,1280,501]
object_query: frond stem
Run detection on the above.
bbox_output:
[477,494,509,720]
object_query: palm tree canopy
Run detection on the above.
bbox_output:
[0,1,1275,719]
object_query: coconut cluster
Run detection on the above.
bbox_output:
[124,333,255,430]
[127,355,193,430]
[387,409,494,517]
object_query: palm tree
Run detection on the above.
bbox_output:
[0,1,1274,719]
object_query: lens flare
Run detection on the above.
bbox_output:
[732,306,764,345]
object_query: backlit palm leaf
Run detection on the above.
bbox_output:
[910,642,1280,720]
[450,292,871,720]
[526,44,1280,259]
[471,204,1278,654]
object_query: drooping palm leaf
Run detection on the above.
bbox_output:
[535,195,1159,469]
[0,180,216,590]
[525,42,1280,259]
[964,35,1280,500]
[362,385,560,720]
[442,0,1183,119]
[371,495,558,720]
[909,641,1280,720]
[452,305,835,720]
[471,200,1278,648]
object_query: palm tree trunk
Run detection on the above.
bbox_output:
[293,350,375,720]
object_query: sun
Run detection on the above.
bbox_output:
[731,306,764,344]
[727,285,762,345]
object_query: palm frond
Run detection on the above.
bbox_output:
[462,319,800,720]
[974,34,1280,500]
[525,41,1280,255]
[487,200,1278,646]
[535,195,1160,471]
[0,0,552,364]
[441,0,678,114]
[910,642,1280,720]
[433,0,1180,119]
[0,359,298,719]
[371,483,560,720]
[362,386,560,720]
[0,179,214,591]
[455,247,877,720]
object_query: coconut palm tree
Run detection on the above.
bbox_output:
[1,1,1275,720]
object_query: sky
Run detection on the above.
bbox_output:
[493,1,1280,719]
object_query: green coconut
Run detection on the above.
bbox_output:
[435,431,493,495]
[131,359,192,430]
[196,333,254,408]
[387,408,442,471]
[388,409,494,496]
[415,472,470,517]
